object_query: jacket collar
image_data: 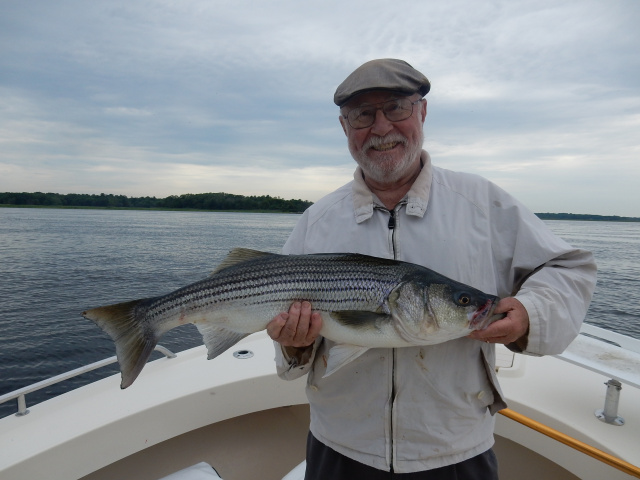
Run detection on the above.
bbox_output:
[352,150,433,223]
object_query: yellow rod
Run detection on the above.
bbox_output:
[499,408,640,478]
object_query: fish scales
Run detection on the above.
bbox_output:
[150,255,403,316]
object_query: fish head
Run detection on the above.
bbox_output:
[425,282,501,337]
[389,279,501,343]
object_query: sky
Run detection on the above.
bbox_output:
[1,0,639,216]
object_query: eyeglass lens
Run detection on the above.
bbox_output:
[347,98,415,129]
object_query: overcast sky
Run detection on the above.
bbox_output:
[1,0,638,216]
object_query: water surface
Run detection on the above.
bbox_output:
[1,209,638,418]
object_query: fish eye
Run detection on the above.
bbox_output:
[457,294,471,305]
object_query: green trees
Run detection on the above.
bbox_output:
[159,193,310,212]
[0,192,312,213]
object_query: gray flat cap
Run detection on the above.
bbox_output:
[334,58,430,106]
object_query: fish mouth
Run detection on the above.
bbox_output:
[469,298,503,330]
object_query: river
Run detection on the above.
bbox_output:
[1,208,638,418]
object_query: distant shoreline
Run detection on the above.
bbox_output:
[0,204,302,214]
[2,203,639,222]
[0,192,312,214]
[534,212,640,222]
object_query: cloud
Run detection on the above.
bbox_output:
[0,0,639,216]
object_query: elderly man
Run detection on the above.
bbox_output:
[267,59,596,479]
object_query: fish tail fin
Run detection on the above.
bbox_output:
[83,299,156,389]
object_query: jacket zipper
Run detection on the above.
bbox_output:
[375,204,402,471]
[388,207,398,472]
[388,209,397,259]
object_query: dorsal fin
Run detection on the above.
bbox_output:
[211,248,276,274]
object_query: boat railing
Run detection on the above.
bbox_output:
[499,408,640,478]
[579,323,640,354]
[556,323,640,388]
[0,345,176,417]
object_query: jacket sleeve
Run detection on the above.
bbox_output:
[274,338,322,380]
[488,187,597,356]
[514,247,597,355]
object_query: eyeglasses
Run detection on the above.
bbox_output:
[343,98,421,129]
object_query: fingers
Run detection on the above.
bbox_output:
[285,301,311,342]
[469,317,518,344]
[266,312,288,340]
[468,297,529,345]
[266,301,322,348]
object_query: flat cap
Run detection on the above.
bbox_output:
[334,58,430,106]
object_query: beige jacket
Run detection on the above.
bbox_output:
[275,150,597,473]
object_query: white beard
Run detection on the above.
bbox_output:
[349,130,424,184]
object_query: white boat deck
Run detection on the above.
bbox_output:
[0,333,308,480]
[1,327,639,480]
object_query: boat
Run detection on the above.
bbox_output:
[1,323,639,480]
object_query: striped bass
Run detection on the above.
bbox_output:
[83,248,502,388]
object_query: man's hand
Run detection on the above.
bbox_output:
[266,301,323,348]
[468,297,529,345]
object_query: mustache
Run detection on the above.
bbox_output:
[362,134,408,150]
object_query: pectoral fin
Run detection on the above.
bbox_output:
[322,344,370,378]
[330,310,391,329]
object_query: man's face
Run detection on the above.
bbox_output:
[339,90,427,184]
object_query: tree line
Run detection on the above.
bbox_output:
[3,192,638,221]
[0,192,313,213]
